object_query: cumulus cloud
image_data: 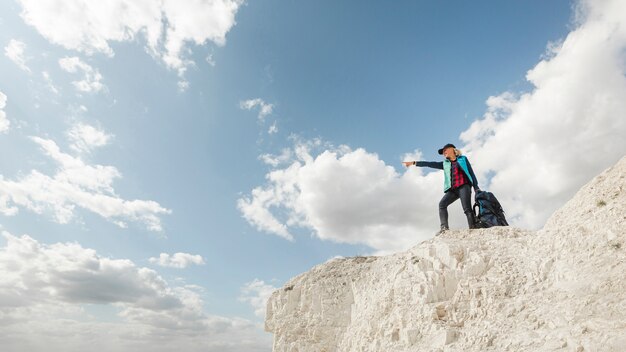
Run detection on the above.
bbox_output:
[240,98,274,122]
[67,122,112,153]
[17,0,243,81]
[239,0,626,253]
[0,231,271,352]
[0,133,170,231]
[239,279,278,318]
[149,252,205,269]
[59,56,105,93]
[238,138,445,253]
[4,39,30,72]
[458,0,626,228]
[0,232,185,309]
[0,91,8,133]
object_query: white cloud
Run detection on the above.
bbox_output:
[58,56,105,93]
[401,149,425,166]
[239,279,278,318]
[238,185,295,241]
[458,0,626,229]
[206,53,216,67]
[177,79,191,92]
[42,71,60,94]
[238,139,445,253]
[17,0,243,80]
[268,121,278,134]
[4,39,30,72]
[0,134,170,231]
[149,252,205,269]
[67,122,112,153]
[0,231,271,352]
[240,98,274,122]
[0,91,9,133]
[259,148,293,167]
[239,0,626,253]
[0,232,184,309]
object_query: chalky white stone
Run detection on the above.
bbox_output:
[266,156,626,352]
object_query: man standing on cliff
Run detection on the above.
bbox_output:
[403,143,480,234]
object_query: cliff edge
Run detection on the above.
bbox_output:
[265,156,626,352]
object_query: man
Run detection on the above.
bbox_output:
[403,143,480,233]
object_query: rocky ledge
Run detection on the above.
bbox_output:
[266,156,626,352]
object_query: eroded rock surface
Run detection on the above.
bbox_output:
[266,156,626,352]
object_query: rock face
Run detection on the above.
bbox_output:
[265,156,626,352]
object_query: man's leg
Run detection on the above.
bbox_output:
[438,190,459,230]
[459,184,475,229]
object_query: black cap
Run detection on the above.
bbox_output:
[437,143,456,155]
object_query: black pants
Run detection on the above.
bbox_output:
[439,184,475,229]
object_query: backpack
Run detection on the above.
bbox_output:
[473,190,509,228]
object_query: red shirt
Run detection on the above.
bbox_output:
[451,160,468,189]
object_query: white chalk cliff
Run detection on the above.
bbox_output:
[265,156,626,352]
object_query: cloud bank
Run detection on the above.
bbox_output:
[0,231,271,352]
[459,0,626,228]
[0,128,170,231]
[17,0,244,79]
[238,0,626,253]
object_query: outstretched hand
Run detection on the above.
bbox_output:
[402,161,414,168]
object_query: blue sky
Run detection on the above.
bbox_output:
[2,0,626,351]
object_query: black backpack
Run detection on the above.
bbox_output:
[473,190,509,228]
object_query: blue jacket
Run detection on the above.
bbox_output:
[415,155,479,192]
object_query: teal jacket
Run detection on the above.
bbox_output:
[415,155,479,192]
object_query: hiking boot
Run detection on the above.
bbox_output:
[465,212,477,229]
[436,225,449,236]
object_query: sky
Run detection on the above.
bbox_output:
[1,0,625,351]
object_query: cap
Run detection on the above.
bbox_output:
[437,143,456,155]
